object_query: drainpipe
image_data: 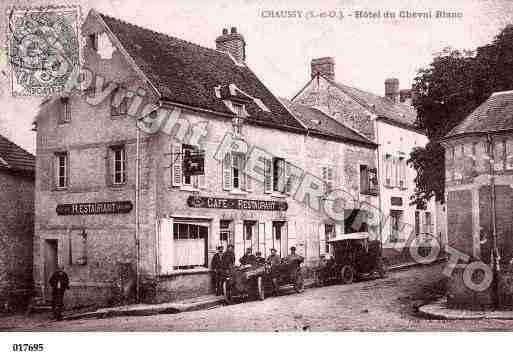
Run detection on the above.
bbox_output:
[487,133,499,308]
[134,102,162,304]
[374,116,384,249]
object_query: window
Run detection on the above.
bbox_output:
[112,146,126,185]
[243,221,258,251]
[360,165,378,195]
[220,220,233,246]
[414,211,420,236]
[89,34,98,51]
[232,103,245,136]
[111,88,128,117]
[264,157,273,193]
[59,98,71,124]
[384,154,392,187]
[322,166,335,193]
[273,158,285,192]
[424,212,433,234]
[272,221,286,256]
[171,143,206,189]
[398,157,407,189]
[233,153,245,190]
[223,151,250,191]
[55,152,68,189]
[389,210,404,243]
[172,222,209,269]
[324,224,336,253]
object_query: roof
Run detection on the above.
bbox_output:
[280,98,375,147]
[97,11,304,131]
[0,134,35,174]
[326,78,417,128]
[445,90,513,139]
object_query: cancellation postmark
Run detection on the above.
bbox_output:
[6,6,80,97]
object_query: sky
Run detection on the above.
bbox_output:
[1,0,513,154]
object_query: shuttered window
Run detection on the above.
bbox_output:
[322,166,335,193]
[171,143,205,189]
[264,158,272,193]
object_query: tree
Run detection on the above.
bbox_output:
[409,25,513,206]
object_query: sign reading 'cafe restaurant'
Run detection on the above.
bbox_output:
[187,196,288,211]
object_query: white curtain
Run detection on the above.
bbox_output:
[174,238,205,267]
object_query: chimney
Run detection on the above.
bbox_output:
[311,57,335,81]
[385,78,400,103]
[216,27,246,62]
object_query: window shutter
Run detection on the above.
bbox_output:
[264,158,272,193]
[223,152,233,191]
[198,174,206,189]
[158,218,174,274]
[172,144,182,187]
[318,224,326,256]
[285,162,292,194]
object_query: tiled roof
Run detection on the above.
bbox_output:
[445,90,513,138]
[326,78,417,128]
[280,98,375,146]
[0,134,35,174]
[98,12,304,131]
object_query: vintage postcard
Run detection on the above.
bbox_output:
[0,0,512,356]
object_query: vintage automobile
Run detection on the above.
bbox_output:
[314,233,387,286]
[223,258,305,304]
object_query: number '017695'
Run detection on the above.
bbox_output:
[12,344,44,352]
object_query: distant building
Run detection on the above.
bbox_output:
[32,10,378,307]
[441,90,513,308]
[0,134,34,310]
[292,58,442,265]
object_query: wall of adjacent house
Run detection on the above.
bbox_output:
[0,171,34,310]
[293,76,375,141]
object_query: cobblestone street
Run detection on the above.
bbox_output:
[2,263,513,331]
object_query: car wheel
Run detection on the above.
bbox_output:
[223,281,232,304]
[340,265,354,284]
[294,272,305,293]
[257,277,265,300]
[377,259,388,279]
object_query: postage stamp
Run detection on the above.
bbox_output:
[6,6,80,97]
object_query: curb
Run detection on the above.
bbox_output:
[418,299,513,320]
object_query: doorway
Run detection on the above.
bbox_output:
[44,239,58,300]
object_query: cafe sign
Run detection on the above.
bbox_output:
[56,201,133,216]
[187,196,288,211]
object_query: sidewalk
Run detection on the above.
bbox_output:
[63,260,435,321]
[419,299,513,320]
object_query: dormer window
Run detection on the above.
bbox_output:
[233,103,245,117]
[232,117,242,136]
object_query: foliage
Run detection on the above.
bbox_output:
[409,25,513,205]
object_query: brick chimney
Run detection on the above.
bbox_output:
[216,27,246,62]
[311,57,335,81]
[385,78,400,103]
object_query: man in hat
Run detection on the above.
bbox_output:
[221,244,235,271]
[239,247,257,266]
[285,246,304,268]
[266,248,281,266]
[48,265,70,320]
[211,245,224,295]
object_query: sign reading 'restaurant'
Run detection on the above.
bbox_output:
[56,201,133,215]
[187,196,288,211]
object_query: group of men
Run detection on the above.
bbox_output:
[210,245,303,296]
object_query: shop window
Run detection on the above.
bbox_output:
[55,152,68,189]
[111,145,126,185]
[243,221,258,251]
[272,221,287,256]
[58,97,71,124]
[172,222,209,270]
[389,210,404,243]
[220,220,233,246]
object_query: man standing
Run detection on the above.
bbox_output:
[267,248,281,295]
[49,266,70,320]
[285,246,304,268]
[221,244,235,271]
[267,248,281,266]
[211,246,224,296]
[239,247,257,266]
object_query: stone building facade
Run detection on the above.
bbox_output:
[292,59,441,265]
[0,135,35,310]
[33,10,378,308]
[441,90,513,309]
